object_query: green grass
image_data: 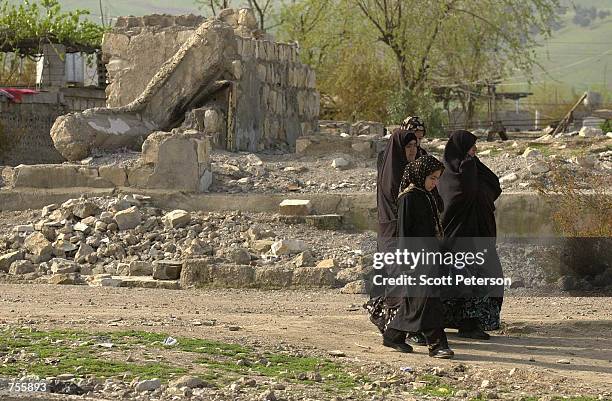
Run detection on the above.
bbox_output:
[414,373,456,398]
[0,327,364,392]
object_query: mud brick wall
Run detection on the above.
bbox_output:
[0,101,65,165]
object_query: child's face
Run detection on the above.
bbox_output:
[404,140,417,161]
[425,169,442,192]
[468,144,477,157]
[415,129,425,142]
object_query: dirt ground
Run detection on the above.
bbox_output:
[1,284,610,399]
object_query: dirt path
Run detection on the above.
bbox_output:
[1,284,611,399]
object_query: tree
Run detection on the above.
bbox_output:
[195,0,276,30]
[351,0,559,92]
[0,0,107,53]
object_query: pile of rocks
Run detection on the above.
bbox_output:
[0,195,373,291]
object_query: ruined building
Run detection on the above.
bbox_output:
[51,9,320,162]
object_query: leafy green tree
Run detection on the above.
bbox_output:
[0,0,107,52]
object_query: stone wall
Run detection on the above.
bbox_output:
[101,9,319,153]
[233,37,319,151]
[0,101,65,165]
[0,87,106,166]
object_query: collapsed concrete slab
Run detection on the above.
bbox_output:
[51,19,238,161]
[51,8,320,161]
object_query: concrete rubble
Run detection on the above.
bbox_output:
[51,9,319,161]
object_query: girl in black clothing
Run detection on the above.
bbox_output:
[382,155,454,359]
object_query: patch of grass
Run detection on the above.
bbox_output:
[0,327,363,393]
[552,397,600,401]
[0,328,187,381]
[416,383,454,397]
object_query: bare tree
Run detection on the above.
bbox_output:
[246,0,273,30]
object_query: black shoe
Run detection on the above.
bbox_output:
[407,332,427,346]
[383,338,414,353]
[458,328,491,340]
[429,348,455,359]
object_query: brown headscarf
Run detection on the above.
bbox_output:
[376,128,418,249]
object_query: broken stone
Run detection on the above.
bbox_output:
[209,264,255,287]
[316,259,337,269]
[522,148,542,158]
[73,222,91,234]
[114,207,142,230]
[128,261,153,276]
[293,267,336,287]
[162,210,191,228]
[579,126,603,137]
[528,161,550,175]
[153,260,182,280]
[9,260,35,275]
[251,240,274,253]
[340,280,366,294]
[75,243,95,264]
[292,250,314,267]
[51,258,79,274]
[279,199,312,216]
[331,157,350,169]
[499,172,518,184]
[304,214,343,230]
[24,232,53,261]
[72,201,100,219]
[180,259,209,288]
[135,379,161,392]
[170,376,207,389]
[48,273,78,285]
[270,239,308,256]
[255,266,293,287]
[228,247,251,264]
[0,251,24,272]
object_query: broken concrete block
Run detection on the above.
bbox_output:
[75,243,95,263]
[0,251,24,272]
[279,199,312,216]
[316,259,337,269]
[153,260,183,280]
[331,158,350,169]
[180,259,210,288]
[99,165,128,186]
[162,210,191,228]
[270,239,308,256]
[51,19,238,161]
[48,273,78,285]
[251,240,274,253]
[9,260,35,275]
[304,214,343,230]
[209,264,254,287]
[128,261,153,276]
[24,232,53,261]
[255,266,293,287]
[114,206,142,230]
[292,267,337,287]
[50,258,79,274]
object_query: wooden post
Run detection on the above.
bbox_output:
[551,92,587,136]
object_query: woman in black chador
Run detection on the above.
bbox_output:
[383,155,454,358]
[437,130,504,339]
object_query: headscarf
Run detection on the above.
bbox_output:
[400,155,444,192]
[398,155,445,238]
[376,129,418,248]
[377,128,418,218]
[400,116,426,136]
[443,130,477,171]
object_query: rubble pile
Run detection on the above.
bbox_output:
[0,195,374,291]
